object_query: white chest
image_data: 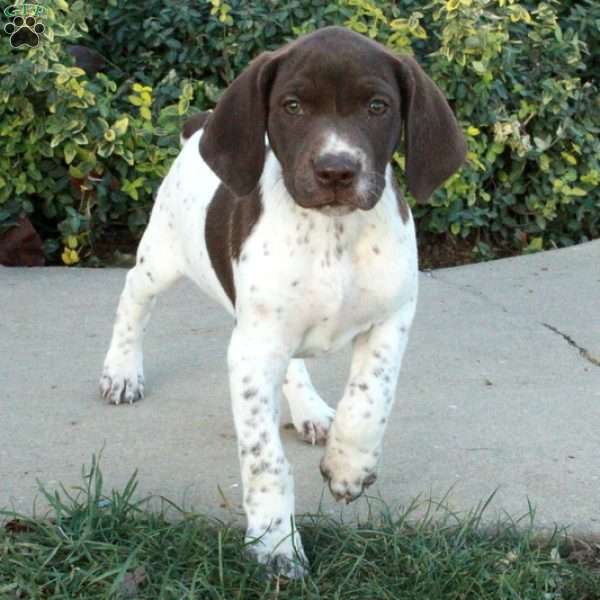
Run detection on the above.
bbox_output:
[234,165,418,358]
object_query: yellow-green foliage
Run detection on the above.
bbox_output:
[0,0,598,264]
[0,2,207,263]
[341,0,600,255]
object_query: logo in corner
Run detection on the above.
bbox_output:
[3,1,47,48]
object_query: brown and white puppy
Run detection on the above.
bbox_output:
[100,26,466,578]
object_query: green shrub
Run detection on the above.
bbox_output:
[0,1,208,263]
[0,0,598,265]
[415,0,600,252]
[338,0,599,252]
[0,1,91,257]
[86,1,352,89]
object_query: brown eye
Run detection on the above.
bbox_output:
[368,99,388,115]
[283,99,302,115]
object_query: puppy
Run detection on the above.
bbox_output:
[100,26,466,578]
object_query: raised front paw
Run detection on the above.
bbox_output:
[99,357,144,405]
[319,442,379,504]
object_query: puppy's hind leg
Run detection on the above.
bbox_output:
[284,360,335,446]
[100,211,183,404]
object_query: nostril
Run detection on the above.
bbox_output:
[337,169,355,185]
[314,154,359,188]
[315,166,356,187]
[317,168,355,186]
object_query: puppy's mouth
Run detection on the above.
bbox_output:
[316,202,356,216]
[285,168,383,214]
[294,189,375,214]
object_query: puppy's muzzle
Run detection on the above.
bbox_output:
[313,153,361,192]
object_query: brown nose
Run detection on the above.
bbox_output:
[313,154,360,189]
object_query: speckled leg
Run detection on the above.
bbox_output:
[320,302,416,503]
[228,328,307,579]
[283,359,335,446]
[100,212,182,404]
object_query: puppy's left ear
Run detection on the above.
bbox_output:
[200,52,279,197]
[393,55,467,203]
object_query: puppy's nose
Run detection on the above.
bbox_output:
[313,153,359,188]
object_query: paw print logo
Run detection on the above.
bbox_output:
[4,15,45,48]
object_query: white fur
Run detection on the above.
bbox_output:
[320,131,370,197]
[320,131,366,162]
[100,127,418,577]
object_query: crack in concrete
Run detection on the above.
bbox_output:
[541,323,600,368]
[424,272,600,368]
[424,272,511,314]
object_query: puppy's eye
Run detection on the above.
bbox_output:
[368,99,388,115]
[283,99,303,115]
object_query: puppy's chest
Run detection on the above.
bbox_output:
[239,212,414,356]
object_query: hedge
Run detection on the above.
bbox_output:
[0,0,598,265]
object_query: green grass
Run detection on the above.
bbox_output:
[1,457,599,599]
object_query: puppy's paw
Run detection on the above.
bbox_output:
[319,442,378,504]
[246,531,308,579]
[296,398,335,446]
[253,550,309,580]
[285,387,335,446]
[99,356,144,405]
[300,416,334,446]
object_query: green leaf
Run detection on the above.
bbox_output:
[527,237,543,252]
[68,67,86,78]
[140,106,152,121]
[64,143,77,165]
[113,117,129,136]
[177,98,190,116]
[568,187,587,197]
[97,141,115,158]
[56,72,70,86]
[472,61,486,74]
[69,165,85,179]
[51,133,66,148]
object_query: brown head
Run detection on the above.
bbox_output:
[200,26,466,212]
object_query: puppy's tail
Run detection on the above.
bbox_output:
[180,111,211,146]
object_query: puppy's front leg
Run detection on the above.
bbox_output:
[321,302,417,503]
[228,327,307,579]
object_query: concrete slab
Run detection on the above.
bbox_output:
[1,240,599,533]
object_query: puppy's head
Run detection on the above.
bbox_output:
[200,26,466,212]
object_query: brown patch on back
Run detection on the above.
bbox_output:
[205,184,263,306]
[391,177,410,224]
[181,112,211,142]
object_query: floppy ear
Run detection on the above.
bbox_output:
[199,52,278,197]
[394,55,467,203]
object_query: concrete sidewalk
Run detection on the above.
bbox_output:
[1,241,599,533]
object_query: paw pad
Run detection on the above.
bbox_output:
[4,16,45,48]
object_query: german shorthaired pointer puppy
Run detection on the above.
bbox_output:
[100,26,466,578]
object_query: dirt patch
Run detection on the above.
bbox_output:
[418,232,519,270]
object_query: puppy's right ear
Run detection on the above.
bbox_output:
[200,52,279,197]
